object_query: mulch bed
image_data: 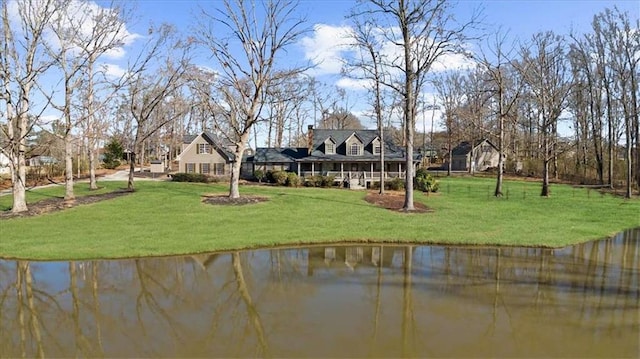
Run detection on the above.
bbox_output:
[202,194,270,206]
[0,190,132,219]
[365,192,432,213]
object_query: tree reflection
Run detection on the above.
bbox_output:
[231,252,270,357]
[0,230,638,358]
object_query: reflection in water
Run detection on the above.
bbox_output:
[0,229,638,358]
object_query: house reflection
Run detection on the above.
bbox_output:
[307,245,402,275]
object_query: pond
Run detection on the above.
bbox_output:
[1,229,638,358]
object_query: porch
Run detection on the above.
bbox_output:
[297,161,408,189]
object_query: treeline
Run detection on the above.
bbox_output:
[1,1,637,216]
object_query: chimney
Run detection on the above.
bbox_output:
[307,125,314,154]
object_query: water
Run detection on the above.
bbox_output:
[1,229,638,358]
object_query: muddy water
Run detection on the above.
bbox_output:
[0,229,638,358]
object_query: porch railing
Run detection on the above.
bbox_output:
[300,171,406,180]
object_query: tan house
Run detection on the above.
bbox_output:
[446,139,503,172]
[176,132,236,176]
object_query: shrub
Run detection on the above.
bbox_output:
[285,172,299,187]
[387,177,405,191]
[304,175,321,187]
[320,175,336,188]
[415,170,439,193]
[103,138,123,169]
[254,169,265,183]
[171,173,209,183]
[270,171,288,186]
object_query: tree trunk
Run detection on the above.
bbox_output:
[624,115,632,198]
[64,136,75,201]
[229,132,250,199]
[11,111,29,213]
[494,115,504,197]
[447,146,452,176]
[88,146,98,190]
[11,151,28,213]
[379,128,385,195]
[127,152,136,191]
[541,134,550,197]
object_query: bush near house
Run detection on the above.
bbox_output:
[267,170,288,185]
[286,172,299,187]
[415,168,439,193]
[171,173,211,183]
[253,169,265,183]
[304,175,336,188]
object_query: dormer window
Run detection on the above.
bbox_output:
[325,139,335,154]
[372,138,381,155]
[349,143,361,156]
[373,144,381,155]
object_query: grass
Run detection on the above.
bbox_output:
[0,177,638,260]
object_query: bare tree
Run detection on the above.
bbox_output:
[196,0,309,199]
[353,0,480,211]
[263,73,308,147]
[432,71,466,176]
[124,26,191,190]
[46,0,131,200]
[1,0,58,213]
[518,32,572,197]
[344,18,391,194]
[596,8,639,198]
[475,32,526,196]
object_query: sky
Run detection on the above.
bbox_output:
[20,0,640,139]
[124,0,639,133]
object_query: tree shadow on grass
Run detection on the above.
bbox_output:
[0,190,132,219]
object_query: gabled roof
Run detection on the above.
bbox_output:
[308,129,409,161]
[451,139,497,156]
[178,132,236,162]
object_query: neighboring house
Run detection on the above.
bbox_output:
[446,139,503,172]
[176,132,237,176]
[28,155,60,167]
[247,126,420,188]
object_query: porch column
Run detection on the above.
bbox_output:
[340,162,344,179]
[311,162,315,176]
[398,162,402,177]
[297,162,301,176]
[370,162,374,180]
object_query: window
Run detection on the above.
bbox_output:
[213,163,225,175]
[349,143,361,156]
[200,163,210,174]
[186,163,195,173]
[197,143,211,154]
[373,144,381,155]
[325,142,335,154]
[482,145,492,153]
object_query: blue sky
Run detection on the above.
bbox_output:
[124,1,639,127]
[31,0,640,136]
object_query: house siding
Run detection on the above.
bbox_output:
[179,135,230,175]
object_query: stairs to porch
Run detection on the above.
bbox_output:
[348,177,366,190]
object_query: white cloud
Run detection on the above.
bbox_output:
[300,24,353,76]
[431,52,476,72]
[28,0,142,60]
[100,63,126,78]
[335,77,371,91]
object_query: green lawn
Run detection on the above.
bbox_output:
[0,177,638,260]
